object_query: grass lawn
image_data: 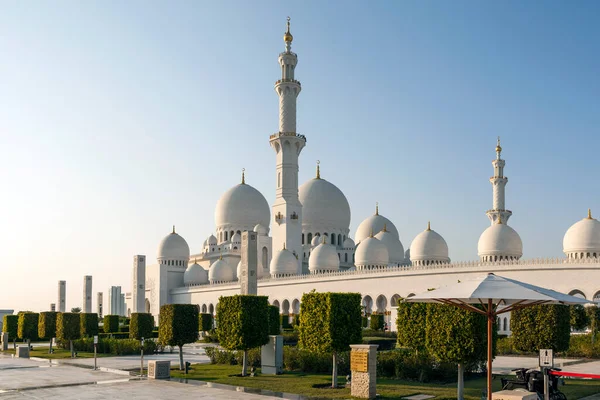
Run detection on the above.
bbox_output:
[171,364,600,400]
[0,346,111,359]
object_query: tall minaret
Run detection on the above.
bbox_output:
[486,137,512,224]
[270,17,305,272]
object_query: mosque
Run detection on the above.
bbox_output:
[126,19,600,334]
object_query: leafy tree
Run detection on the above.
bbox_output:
[586,306,600,344]
[570,305,590,331]
[2,315,18,349]
[199,313,214,334]
[71,307,81,313]
[426,304,491,400]
[159,304,199,370]
[396,301,427,353]
[216,295,270,376]
[370,314,384,331]
[56,312,81,357]
[80,313,99,337]
[512,305,570,352]
[298,291,362,388]
[38,312,58,353]
[18,312,39,344]
[130,313,154,340]
[267,305,280,335]
[103,315,119,333]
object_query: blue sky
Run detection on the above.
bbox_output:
[1,1,598,311]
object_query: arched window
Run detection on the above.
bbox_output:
[338,234,342,246]
[225,231,228,241]
[307,233,313,244]
[345,253,348,262]
[331,234,335,245]
[302,233,304,244]
[262,247,269,271]
[503,318,508,331]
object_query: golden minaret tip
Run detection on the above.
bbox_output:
[496,136,502,153]
[241,168,245,184]
[375,202,379,216]
[588,208,593,219]
[316,160,320,179]
[283,16,293,43]
[172,225,175,234]
[427,221,431,231]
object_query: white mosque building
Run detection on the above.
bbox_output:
[127,20,600,335]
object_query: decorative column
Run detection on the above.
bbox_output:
[83,275,92,313]
[270,17,305,272]
[133,255,146,313]
[58,281,66,312]
[350,344,378,399]
[486,137,512,224]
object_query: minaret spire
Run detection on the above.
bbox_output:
[486,137,512,225]
[241,168,245,184]
[316,160,321,179]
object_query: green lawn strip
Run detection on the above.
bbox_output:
[1,347,111,359]
[171,364,600,400]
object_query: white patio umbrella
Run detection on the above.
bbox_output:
[405,273,590,400]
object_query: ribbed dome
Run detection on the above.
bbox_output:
[236,259,265,279]
[184,262,208,285]
[355,236,389,267]
[410,223,449,264]
[215,182,270,231]
[311,235,321,246]
[342,237,355,249]
[207,234,217,246]
[209,258,235,283]
[299,176,351,234]
[478,221,523,260]
[254,224,269,235]
[231,233,241,244]
[157,229,190,260]
[355,206,399,243]
[309,239,340,273]
[375,227,405,264]
[270,246,298,276]
[563,210,600,255]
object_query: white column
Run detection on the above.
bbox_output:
[58,281,66,312]
[83,276,92,313]
[132,255,146,313]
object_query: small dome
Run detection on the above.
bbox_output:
[157,228,190,260]
[231,233,241,243]
[299,174,351,235]
[342,237,355,249]
[309,238,340,273]
[478,220,523,260]
[563,210,600,256]
[355,236,389,267]
[184,262,208,286]
[215,181,270,231]
[404,248,411,261]
[209,258,235,283]
[311,235,321,246]
[207,234,217,246]
[410,223,449,265]
[253,224,269,236]
[270,246,298,276]
[375,226,405,264]
[355,205,399,243]
[202,239,208,247]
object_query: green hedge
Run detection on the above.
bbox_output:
[99,332,130,340]
[216,295,269,351]
[362,329,397,338]
[2,315,18,341]
[396,302,427,352]
[103,315,119,334]
[376,349,457,382]
[282,330,299,346]
[199,313,214,333]
[205,347,262,368]
[281,314,292,330]
[119,325,129,333]
[18,312,39,341]
[362,336,396,350]
[57,313,81,341]
[298,292,362,354]
[80,313,99,337]
[370,314,384,331]
[512,305,570,352]
[130,313,154,340]
[158,304,199,348]
[59,336,157,355]
[38,312,58,340]
[267,306,280,335]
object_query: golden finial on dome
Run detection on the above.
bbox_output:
[283,16,293,43]
[219,253,223,260]
[172,225,175,234]
[496,136,502,153]
[588,208,593,219]
[382,223,387,233]
[427,221,431,231]
[369,228,374,238]
[316,160,321,179]
[241,168,245,184]
[375,202,379,216]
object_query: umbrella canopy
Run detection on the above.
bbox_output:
[405,273,590,400]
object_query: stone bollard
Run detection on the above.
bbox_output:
[16,345,30,358]
[148,360,170,379]
[350,344,378,399]
[261,335,283,374]
[1,333,8,351]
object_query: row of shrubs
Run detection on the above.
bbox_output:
[497,333,600,358]
[58,337,158,355]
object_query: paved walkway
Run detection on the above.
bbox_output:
[492,356,582,374]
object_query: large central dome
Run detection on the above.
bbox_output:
[299,171,350,233]
[215,181,270,230]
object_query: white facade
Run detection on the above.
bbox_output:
[83,275,92,313]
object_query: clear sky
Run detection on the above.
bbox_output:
[1,1,598,312]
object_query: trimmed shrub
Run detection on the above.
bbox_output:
[375,349,457,382]
[370,314,384,331]
[396,302,427,352]
[57,312,80,356]
[103,315,119,333]
[18,312,39,342]
[362,336,396,350]
[267,306,280,335]
[216,295,269,376]
[38,312,58,340]
[512,305,570,352]
[80,313,99,337]
[570,304,589,331]
[362,316,368,328]
[205,347,262,368]
[2,315,18,341]
[199,313,213,333]
[98,332,129,339]
[281,314,292,330]
[59,336,157,355]
[362,329,397,338]
[282,330,298,346]
[298,291,362,388]
[159,304,199,370]
[130,313,154,340]
[283,347,351,375]
[119,325,129,333]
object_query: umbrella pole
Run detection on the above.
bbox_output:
[487,299,493,400]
